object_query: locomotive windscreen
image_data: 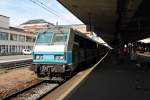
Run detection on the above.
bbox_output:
[36,31,68,45]
[52,33,68,44]
[36,32,53,44]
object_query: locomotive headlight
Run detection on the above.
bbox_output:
[59,56,64,60]
[35,55,43,59]
[55,55,64,60]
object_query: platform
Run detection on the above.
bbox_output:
[67,53,150,100]
[0,55,32,64]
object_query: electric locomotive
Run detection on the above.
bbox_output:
[32,26,107,81]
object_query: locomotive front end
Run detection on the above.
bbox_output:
[32,30,72,80]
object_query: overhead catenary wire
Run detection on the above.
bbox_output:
[36,0,73,24]
[29,0,60,17]
[36,0,59,16]
[29,0,72,24]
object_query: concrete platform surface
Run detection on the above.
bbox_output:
[67,53,150,100]
[0,55,32,63]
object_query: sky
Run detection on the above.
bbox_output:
[0,0,83,26]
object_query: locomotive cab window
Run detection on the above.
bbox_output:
[36,32,53,44]
[52,33,68,44]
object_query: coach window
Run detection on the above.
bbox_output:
[74,35,85,48]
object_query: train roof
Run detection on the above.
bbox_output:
[72,29,106,46]
[37,26,107,46]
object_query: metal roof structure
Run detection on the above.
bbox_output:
[58,0,150,44]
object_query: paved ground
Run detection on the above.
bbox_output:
[67,53,150,100]
[0,55,32,63]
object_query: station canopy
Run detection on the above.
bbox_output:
[58,0,150,44]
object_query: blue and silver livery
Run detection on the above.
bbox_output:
[32,27,107,80]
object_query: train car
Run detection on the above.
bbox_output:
[32,27,107,81]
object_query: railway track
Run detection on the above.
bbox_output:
[0,59,32,71]
[0,59,59,100]
[1,59,106,99]
[2,80,59,100]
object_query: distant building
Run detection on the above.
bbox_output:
[18,19,54,33]
[0,15,9,29]
[56,24,93,37]
[18,19,92,36]
[0,15,35,56]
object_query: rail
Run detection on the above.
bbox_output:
[2,80,59,100]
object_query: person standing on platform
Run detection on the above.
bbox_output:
[123,44,128,56]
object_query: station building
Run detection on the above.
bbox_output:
[18,19,54,33]
[0,15,35,55]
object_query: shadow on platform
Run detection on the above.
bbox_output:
[67,53,150,100]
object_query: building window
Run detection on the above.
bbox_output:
[26,36,33,42]
[19,35,25,42]
[1,45,5,53]
[10,34,17,41]
[23,46,25,49]
[15,46,18,52]
[0,45,8,54]
[0,32,8,40]
[26,46,32,50]
[18,46,21,52]
[5,45,8,53]
[0,45,1,53]
[33,37,36,42]
[9,45,12,53]
[11,45,15,53]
